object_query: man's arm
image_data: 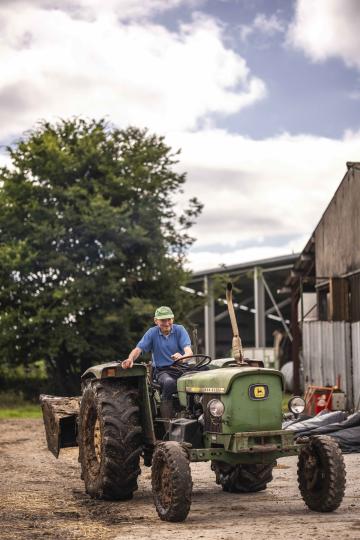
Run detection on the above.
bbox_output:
[171,345,193,361]
[184,345,193,356]
[122,328,153,368]
[171,325,193,361]
[122,347,142,369]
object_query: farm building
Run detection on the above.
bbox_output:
[286,162,360,407]
[187,253,298,367]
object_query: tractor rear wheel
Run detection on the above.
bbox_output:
[78,379,142,500]
[151,441,192,522]
[211,461,275,492]
[298,435,346,512]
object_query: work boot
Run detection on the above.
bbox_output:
[159,400,174,419]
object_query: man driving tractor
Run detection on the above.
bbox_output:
[122,306,193,411]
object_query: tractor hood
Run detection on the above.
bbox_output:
[177,366,284,395]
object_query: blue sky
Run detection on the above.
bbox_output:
[1,0,360,270]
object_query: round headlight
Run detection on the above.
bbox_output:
[208,399,225,417]
[288,396,305,415]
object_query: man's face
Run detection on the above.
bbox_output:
[155,318,174,335]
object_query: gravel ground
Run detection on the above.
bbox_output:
[1,418,360,540]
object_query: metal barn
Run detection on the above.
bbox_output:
[287,162,360,407]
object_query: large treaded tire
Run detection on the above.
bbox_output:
[78,379,142,500]
[211,460,275,493]
[298,435,346,512]
[151,441,192,522]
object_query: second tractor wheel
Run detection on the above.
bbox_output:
[151,441,192,522]
[78,379,142,500]
[211,460,275,492]
[298,435,346,512]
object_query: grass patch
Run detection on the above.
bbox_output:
[0,391,42,419]
[0,405,42,419]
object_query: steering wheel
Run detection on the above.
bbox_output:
[172,354,212,371]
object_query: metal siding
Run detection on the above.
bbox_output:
[302,321,352,407]
[302,321,311,387]
[350,274,360,322]
[352,322,360,409]
[311,322,323,385]
[321,323,334,387]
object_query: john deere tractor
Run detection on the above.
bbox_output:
[41,284,346,522]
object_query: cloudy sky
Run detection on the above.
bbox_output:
[1,0,360,271]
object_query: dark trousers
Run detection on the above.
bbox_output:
[155,365,209,400]
[156,370,181,400]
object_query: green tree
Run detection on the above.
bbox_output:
[0,119,202,393]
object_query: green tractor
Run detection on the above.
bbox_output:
[41,284,346,522]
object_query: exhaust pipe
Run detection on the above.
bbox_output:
[226,282,244,364]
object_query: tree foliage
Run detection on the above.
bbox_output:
[0,119,202,392]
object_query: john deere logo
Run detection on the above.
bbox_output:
[249,384,269,400]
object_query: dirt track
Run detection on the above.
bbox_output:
[1,419,360,540]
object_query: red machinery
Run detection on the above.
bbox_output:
[304,385,340,415]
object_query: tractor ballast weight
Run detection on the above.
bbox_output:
[41,283,346,521]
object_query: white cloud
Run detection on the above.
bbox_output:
[0,0,203,21]
[253,13,285,35]
[166,128,360,270]
[187,243,301,272]
[240,12,285,42]
[0,1,358,275]
[0,3,265,141]
[288,0,360,69]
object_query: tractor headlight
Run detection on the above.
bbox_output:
[288,396,305,415]
[208,399,225,418]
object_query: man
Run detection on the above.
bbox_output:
[122,306,193,402]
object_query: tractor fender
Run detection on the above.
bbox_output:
[82,362,156,447]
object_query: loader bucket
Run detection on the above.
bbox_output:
[40,394,81,458]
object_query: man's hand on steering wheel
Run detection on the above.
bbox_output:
[171,352,186,362]
[171,353,212,370]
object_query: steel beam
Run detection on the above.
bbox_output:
[204,275,216,358]
[254,267,266,347]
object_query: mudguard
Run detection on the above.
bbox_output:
[40,362,155,458]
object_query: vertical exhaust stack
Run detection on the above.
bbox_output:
[226,282,244,364]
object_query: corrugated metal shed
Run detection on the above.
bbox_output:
[302,321,353,407]
[351,322,360,410]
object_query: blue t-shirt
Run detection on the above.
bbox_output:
[137,324,191,368]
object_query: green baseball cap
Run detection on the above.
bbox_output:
[154,306,174,319]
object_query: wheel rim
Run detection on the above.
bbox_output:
[158,460,172,510]
[83,406,101,476]
[303,448,324,491]
[94,418,101,462]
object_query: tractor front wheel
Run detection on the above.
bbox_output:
[78,379,142,500]
[298,435,346,512]
[151,441,192,522]
[211,461,275,493]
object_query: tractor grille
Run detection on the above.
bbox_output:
[202,394,222,433]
